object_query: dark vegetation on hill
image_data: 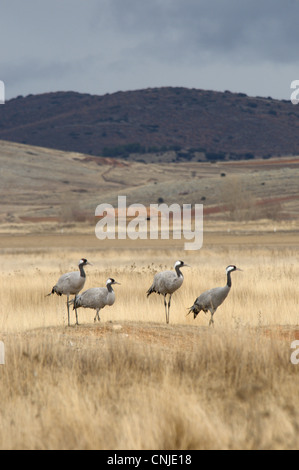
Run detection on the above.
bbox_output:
[0,87,298,162]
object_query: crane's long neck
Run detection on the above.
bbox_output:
[175,265,183,278]
[107,283,114,293]
[79,264,86,278]
[226,271,232,288]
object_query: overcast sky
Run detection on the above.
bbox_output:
[1,0,299,100]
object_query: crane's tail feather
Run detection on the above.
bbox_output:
[187,303,200,320]
[45,287,61,298]
[146,286,156,297]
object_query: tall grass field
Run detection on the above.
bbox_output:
[0,225,299,449]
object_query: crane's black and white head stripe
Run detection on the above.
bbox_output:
[174,260,190,278]
[79,258,92,267]
[175,260,186,268]
[226,265,242,273]
[106,278,120,286]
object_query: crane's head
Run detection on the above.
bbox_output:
[226,265,242,273]
[106,278,121,286]
[78,258,92,267]
[174,260,191,269]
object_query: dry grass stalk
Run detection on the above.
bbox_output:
[0,235,298,449]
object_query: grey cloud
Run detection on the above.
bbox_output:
[103,0,299,64]
[1,0,298,99]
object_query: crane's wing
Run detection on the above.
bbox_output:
[196,286,230,311]
[56,271,85,294]
[76,287,107,309]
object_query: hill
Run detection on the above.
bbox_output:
[0,139,298,225]
[0,87,299,162]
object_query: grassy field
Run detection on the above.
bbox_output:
[0,222,299,449]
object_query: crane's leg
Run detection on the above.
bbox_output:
[94,309,101,322]
[67,295,70,326]
[74,295,79,326]
[167,295,172,324]
[163,295,168,324]
[209,312,215,327]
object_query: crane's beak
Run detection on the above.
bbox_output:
[114,281,121,285]
[236,267,243,271]
[183,264,191,268]
[86,261,93,266]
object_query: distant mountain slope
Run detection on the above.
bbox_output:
[0,140,298,223]
[0,87,299,161]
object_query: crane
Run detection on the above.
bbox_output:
[72,278,120,323]
[187,265,242,326]
[47,258,92,326]
[147,260,190,324]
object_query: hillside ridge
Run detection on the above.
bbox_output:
[0,87,298,162]
[0,139,298,224]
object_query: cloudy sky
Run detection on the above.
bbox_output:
[1,0,299,100]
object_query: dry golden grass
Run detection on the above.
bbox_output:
[0,226,299,449]
[1,325,299,450]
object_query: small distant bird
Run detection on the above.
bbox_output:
[72,278,120,323]
[147,260,190,324]
[47,258,92,326]
[187,265,242,326]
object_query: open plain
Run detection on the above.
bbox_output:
[0,222,299,450]
[0,140,299,449]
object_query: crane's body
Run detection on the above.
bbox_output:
[147,260,189,324]
[73,278,120,323]
[148,270,184,296]
[47,258,92,326]
[188,265,241,326]
[53,270,86,297]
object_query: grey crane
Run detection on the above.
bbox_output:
[147,260,190,324]
[72,278,120,323]
[47,258,92,326]
[187,265,242,326]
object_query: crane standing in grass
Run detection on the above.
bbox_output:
[147,260,190,324]
[47,258,92,326]
[187,265,242,326]
[72,278,120,323]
